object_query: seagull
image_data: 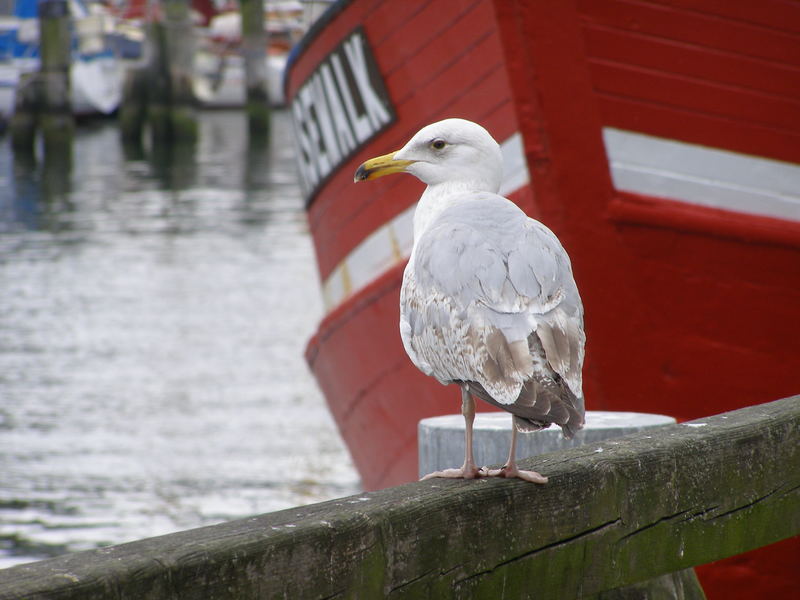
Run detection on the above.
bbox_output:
[354,118,585,483]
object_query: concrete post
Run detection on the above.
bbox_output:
[419,410,676,478]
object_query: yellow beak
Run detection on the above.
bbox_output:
[354,151,415,182]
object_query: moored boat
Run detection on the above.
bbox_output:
[285,1,799,597]
[0,0,124,119]
[192,1,309,108]
[191,1,336,108]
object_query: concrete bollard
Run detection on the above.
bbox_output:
[419,410,676,478]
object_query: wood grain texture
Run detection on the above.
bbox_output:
[1,397,797,599]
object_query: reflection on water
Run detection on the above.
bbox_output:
[0,111,359,568]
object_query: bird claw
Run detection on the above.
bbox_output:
[421,464,547,484]
[483,464,548,484]
[420,465,483,480]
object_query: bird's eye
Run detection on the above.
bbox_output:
[431,139,446,150]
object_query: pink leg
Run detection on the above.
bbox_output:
[421,386,482,480]
[485,424,548,484]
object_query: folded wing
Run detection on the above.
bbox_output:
[400,194,585,437]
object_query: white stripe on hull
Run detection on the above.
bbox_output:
[603,128,800,223]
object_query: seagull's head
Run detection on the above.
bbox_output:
[354,118,503,193]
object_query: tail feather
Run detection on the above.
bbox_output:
[464,375,584,439]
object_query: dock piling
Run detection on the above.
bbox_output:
[9,74,38,155]
[119,0,199,146]
[38,0,74,153]
[119,65,150,145]
[240,0,271,139]
[9,0,74,158]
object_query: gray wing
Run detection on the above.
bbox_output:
[400,195,585,437]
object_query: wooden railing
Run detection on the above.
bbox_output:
[1,396,798,599]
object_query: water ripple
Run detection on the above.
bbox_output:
[0,110,359,569]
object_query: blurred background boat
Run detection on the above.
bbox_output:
[0,0,124,120]
[0,0,334,124]
[192,0,307,108]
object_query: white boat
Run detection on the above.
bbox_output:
[192,43,289,108]
[0,0,124,120]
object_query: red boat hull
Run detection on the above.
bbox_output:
[287,1,800,597]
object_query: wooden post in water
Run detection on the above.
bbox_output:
[240,0,271,139]
[119,63,150,145]
[8,74,39,155]
[148,0,198,143]
[37,0,74,153]
[9,0,74,157]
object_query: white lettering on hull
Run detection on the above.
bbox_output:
[290,28,395,203]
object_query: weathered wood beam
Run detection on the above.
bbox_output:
[1,397,797,599]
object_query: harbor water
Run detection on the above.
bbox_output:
[0,110,360,568]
